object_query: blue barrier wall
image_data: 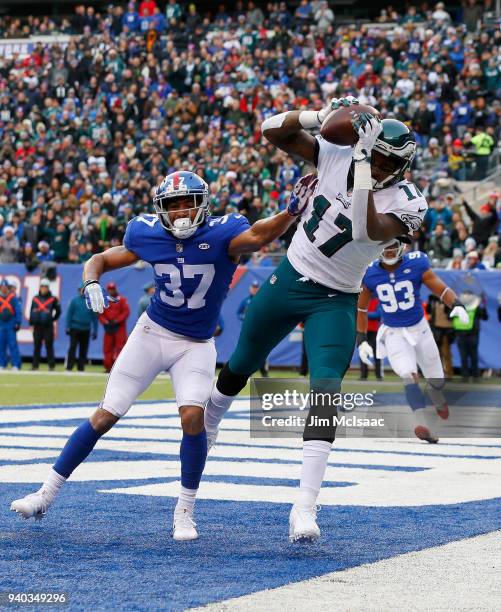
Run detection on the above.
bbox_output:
[1,263,500,368]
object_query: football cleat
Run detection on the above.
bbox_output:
[435,403,449,420]
[206,429,219,453]
[11,489,52,520]
[289,504,320,543]
[414,425,439,444]
[173,508,198,541]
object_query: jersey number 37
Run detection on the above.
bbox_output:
[154,263,215,309]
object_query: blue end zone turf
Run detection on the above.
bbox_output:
[2,397,501,610]
[2,481,501,610]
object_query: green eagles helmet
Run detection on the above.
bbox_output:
[371,119,416,190]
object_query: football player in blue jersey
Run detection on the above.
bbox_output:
[357,240,469,443]
[11,170,303,541]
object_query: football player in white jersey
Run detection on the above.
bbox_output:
[203,97,429,543]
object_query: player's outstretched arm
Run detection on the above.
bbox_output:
[262,97,358,165]
[228,174,318,257]
[422,269,469,324]
[82,246,139,314]
[84,246,139,281]
[355,285,374,367]
[350,113,409,243]
[227,210,296,257]
[356,285,371,335]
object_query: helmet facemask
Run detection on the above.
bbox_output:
[380,241,406,265]
[153,192,208,239]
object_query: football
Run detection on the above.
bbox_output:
[320,104,381,146]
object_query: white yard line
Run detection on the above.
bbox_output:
[193,531,501,612]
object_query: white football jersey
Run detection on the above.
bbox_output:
[287,136,428,293]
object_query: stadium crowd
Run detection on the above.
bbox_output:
[0,0,499,270]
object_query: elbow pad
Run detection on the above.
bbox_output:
[261,112,290,132]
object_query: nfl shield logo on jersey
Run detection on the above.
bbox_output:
[176,243,183,253]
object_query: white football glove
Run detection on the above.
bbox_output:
[300,97,360,129]
[318,96,360,123]
[450,304,469,325]
[353,112,383,161]
[358,341,374,367]
[84,281,107,314]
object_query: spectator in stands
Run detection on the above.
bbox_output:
[66,285,98,372]
[429,222,452,260]
[471,127,495,179]
[137,281,155,317]
[482,236,500,268]
[0,279,22,371]
[463,250,487,270]
[461,198,499,247]
[452,291,488,381]
[37,241,55,263]
[446,248,465,270]
[98,282,130,373]
[29,278,61,371]
[19,242,39,271]
[0,226,20,263]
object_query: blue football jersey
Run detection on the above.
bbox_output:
[362,252,430,327]
[124,213,250,339]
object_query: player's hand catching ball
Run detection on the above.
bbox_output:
[287,173,318,217]
[449,301,469,325]
[317,96,359,125]
[83,281,108,314]
[352,112,383,162]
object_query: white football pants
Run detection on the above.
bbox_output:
[101,312,217,417]
[376,316,444,380]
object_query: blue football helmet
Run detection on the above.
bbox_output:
[153,171,209,239]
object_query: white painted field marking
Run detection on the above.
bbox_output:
[192,531,501,612]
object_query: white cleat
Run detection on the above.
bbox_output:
[173,508,198,541]
[289,504,320,543]
[206,429,219,453]
[11,489,52,520]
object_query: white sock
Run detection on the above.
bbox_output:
[176,486,197,514]
[41,468,67,502]
[297,440,332,508]
[204,386,236,433]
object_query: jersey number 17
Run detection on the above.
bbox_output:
[303,195,353,257]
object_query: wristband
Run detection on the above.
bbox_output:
[353,159,372,191]
[299,110,322,130]
[82,279,100,291]
[356,332,368,346]
[439,286,452,302]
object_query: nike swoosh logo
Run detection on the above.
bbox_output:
[417,207,426,212]
[328,293,337,297]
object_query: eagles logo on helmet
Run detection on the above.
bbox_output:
[153,171,209,239]
[371,119,416,191]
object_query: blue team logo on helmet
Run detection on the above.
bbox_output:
[153,171,209,239]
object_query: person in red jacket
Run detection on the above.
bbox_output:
[98,282,130,372]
